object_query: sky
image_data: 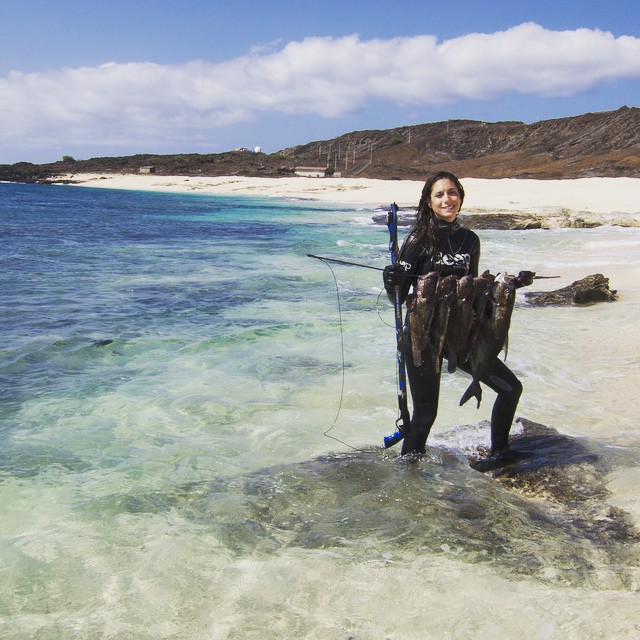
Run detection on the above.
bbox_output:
[1,0,639,164]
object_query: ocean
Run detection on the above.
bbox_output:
[1,182,639,639]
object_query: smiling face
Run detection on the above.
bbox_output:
[428,178,462,223]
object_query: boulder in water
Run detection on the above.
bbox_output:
[524,273,617,305]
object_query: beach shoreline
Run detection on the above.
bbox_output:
[55,172,640,227]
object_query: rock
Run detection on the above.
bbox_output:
[370,211,635,231]
[372,211,547,230]
[524,273,617,305]
[371,211,416,227]
[460,213,543,230]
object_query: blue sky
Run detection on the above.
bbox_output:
[1,0,639,164]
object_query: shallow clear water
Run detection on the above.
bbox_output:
[1,183,639,639]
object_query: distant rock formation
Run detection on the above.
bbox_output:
[1,106,639,183]
[283,106,640,180]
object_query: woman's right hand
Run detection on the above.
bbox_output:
[383,263,405,289]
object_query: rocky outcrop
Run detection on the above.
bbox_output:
[371,211,640,230]
[524,274,618,305]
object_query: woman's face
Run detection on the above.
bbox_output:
[429,178,462,223]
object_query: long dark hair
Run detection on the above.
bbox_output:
[412,170,465,261]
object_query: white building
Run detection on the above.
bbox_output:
[294,166,328,178]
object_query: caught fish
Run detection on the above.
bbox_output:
[459,271,496,366]
[407,271,439,367]
[428,275,458,374]
[460,273,517,408]
[445,274,475,373]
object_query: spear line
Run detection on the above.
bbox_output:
[307,254,558,279]
[306,254,384,271]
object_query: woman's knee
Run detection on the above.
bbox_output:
[487,370,522,401]
[509,376,523,401]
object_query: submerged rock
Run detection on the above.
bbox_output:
[82,420,639,590]
[471,418,608,502]
[524,273,617,305]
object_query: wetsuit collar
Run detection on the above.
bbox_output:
[435,217,461,233]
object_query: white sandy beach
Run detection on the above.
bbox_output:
[62,173,640,224]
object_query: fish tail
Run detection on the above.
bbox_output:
[459,380,482,408]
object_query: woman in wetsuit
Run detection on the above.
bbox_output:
[383,171,529,463]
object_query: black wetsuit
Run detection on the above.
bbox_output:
[387,220,522,456]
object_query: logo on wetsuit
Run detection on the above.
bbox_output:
[435,251,471,271]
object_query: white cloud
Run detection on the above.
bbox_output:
[1,22,639,152]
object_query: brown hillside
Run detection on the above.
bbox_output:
[281,106,640,179]
[1,106,638,182]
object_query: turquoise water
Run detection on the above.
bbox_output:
[1,182,639,639]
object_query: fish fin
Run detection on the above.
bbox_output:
[459,380,482,408]
[459,384,473,406]
[502,335,509,360]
